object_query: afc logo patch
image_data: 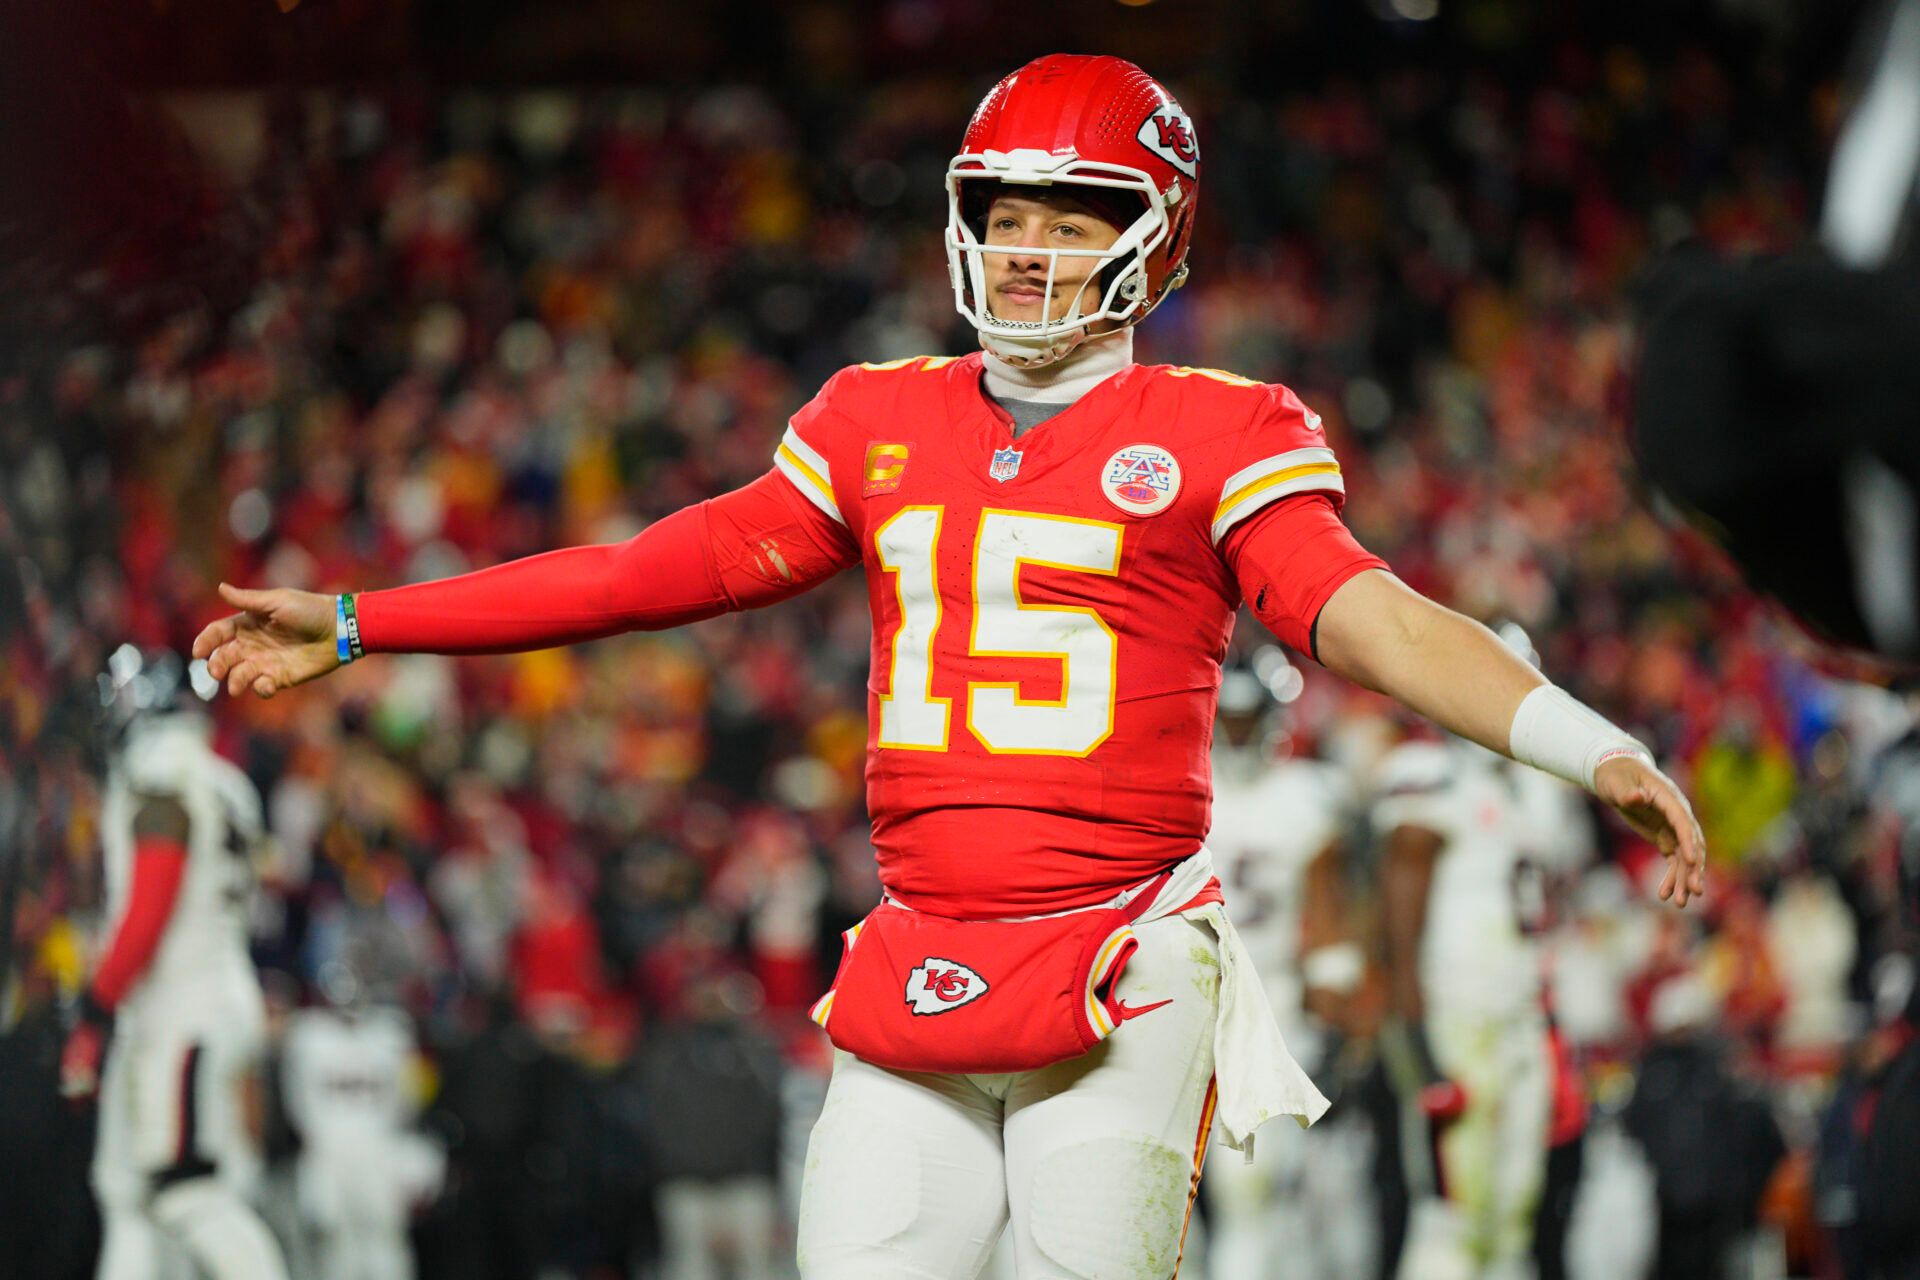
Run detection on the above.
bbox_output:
[1101,443,1182,516]
[905,957,990,1015]
[990,446,1024,483]
[1136,103,1200,179]
[864,442,911,496]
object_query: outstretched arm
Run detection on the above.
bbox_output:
[195,469,858,698]
[1314,568,1708,907]
[62,797,189,1100]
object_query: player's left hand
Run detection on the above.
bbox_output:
[1594,755,1707,908]
[60,997,113,1103]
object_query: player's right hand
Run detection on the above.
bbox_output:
[1417,1078,1468,1121]
[1386,1018,1467,1121]
[60,998,113,1103]
[192,583,341,699]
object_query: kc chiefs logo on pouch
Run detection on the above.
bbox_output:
[1136,103,1199,178]
[905,957,990,1015]
[864,442,911,496]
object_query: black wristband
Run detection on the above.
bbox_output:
[78,991,114,1028]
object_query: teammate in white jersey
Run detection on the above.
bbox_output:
[1203,662,1377,1280]
[62,647,290,1280]
[282,963,442,1280]
[1375,715,1593,1280]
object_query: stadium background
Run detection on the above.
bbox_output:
[3,0,1917,1277]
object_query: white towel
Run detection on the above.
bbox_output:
[1133,849,1332,1151]
[1196,901,1331,1148]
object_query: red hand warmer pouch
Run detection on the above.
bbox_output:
[808,874,1171,1075]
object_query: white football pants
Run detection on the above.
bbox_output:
[1203,1103,1377,1280]
[92,970,287,1280]
[796,912,1222,1280]
[296,1131,442,1280]
[1396,1009,1551,1280]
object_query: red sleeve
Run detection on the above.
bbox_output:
[357,471,859,655]
[1223,493,1388,657]
[1209,382,1348,547]
[89,838,187,1009]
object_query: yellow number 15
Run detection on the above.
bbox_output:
[873,507,1123,757]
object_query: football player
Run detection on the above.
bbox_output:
[1202,662,1377,1280]
[196,54,1704,1279]
[65,647,290,1280]
[281,960,443,1280]
[1373,705,1595,1280]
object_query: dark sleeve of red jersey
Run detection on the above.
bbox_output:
[1224,494,1387,659]
[357,471,860,655]
[89,825,188,1010]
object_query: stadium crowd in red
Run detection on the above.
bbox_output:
[2,15,1917,1276]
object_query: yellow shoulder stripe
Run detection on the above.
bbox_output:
[777,442,833,500]
[859,355,961,373]
[1167,365,1260,388]
[1213,460,1343,523]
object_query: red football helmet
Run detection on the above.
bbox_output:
[947,54,1201,367]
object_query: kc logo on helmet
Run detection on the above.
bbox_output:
[905,957,990,1015]
[1137,104,1199,178]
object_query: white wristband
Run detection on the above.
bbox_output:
[1508,685,1653,792]
[1301,942,1366,995]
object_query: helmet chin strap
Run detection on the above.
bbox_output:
[976,271,1132,368]
[975,259,1099,368]
[978,322,1088,369]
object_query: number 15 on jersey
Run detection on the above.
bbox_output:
[874,507,1123,758]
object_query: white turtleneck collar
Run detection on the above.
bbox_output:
[981,328,1135,407]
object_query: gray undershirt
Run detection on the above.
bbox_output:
[992,395,1066,440]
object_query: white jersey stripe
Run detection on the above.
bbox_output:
[1211,465,1344,543]
[1218,446,1338,504]
[774,428,844,525]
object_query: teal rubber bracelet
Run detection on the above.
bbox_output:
[335,595,352,664]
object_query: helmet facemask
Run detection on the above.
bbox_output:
[945,154,1177,369]
[94,643,217,768]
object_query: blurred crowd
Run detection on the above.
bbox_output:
[3,4,1919,1277]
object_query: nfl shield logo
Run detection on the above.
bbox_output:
[989,447,1023,483]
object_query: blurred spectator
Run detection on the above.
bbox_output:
[0,1009,98,1280]
[416,997,547,1280]
[281,968,443,1280]
[1768,874,1859,1064]
[1624,975,1787,1280]
[1819,955,1920,1280]
[639,971,785,1280]
[1692,700,1798,868]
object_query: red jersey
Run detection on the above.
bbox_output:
[772,352,1372,917]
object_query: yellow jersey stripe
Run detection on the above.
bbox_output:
[1214,461,1343,524]
[775,444,844,525]
[777,442,832,499]
[1083,929,1134,1038]
[1218,445,1338,499]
